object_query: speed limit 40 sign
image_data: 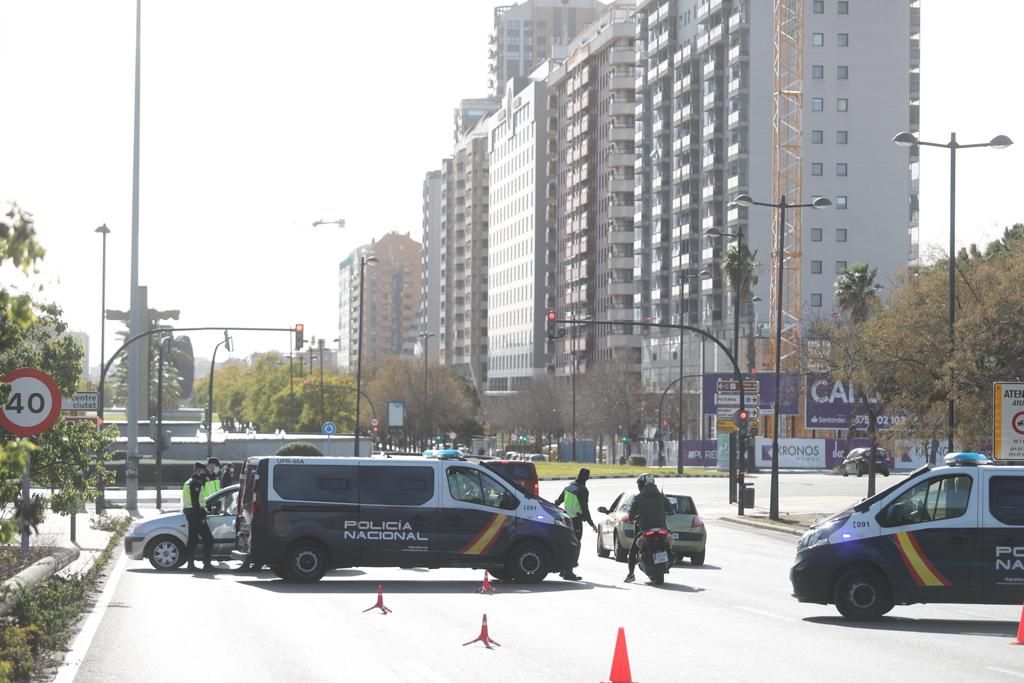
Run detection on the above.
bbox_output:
[0,368,62,437]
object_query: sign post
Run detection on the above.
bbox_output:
[994,382,1024,461]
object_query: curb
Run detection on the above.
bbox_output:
[0,546,81,616]
[717,515,806,537]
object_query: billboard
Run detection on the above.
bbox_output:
[804,374,906,431]
[756,437,826,469]
[702,373,801,416]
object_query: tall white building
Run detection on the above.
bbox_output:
[420,170,443,362]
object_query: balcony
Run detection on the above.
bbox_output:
[608,282,634,296]
[728,110,745,127]
[609,256,634,270]
[673,193,691,210]
[728,44,748,63]
[652,89,664,108]
[609,229,634,244]
[702,122,718,138]
[610,100,634,117]
[703,59,719,78]
[609,178,634,193]
[728,77,747,95]
[729,11,749,31]
[677,163,694,178]
[702,213,716,230]
[702,90,716,111]
[609,125,634,143]
[727,174,744,191]
[727,141,747,159]
[609,204,634,219]
[701,183,718,200]
[702,152,720,169]
[610,75,635,91]
[610,47,634,66]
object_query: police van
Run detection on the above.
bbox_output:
[233,455,580,583]
[791,453,1024,619]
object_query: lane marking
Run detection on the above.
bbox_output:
[733,605,792,622]
[53,551,129,682]
[987,667,1024,679]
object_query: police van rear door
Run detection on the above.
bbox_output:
[979,469,1024,603]
[356,461,437,567]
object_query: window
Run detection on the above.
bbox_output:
[812,130,823,144]
[837,65,849,79]
[991,477,1024,525]
[273,465,358,504]
[837,98,848,112]
[836,195,848,209]
[836,228,847,242]
[811,228,823,242]
[447,467,512,508]
[812,98,824,112]
[812,162,823,176]
[836,130,848,144]
[836,162,848,176]
[838,33,849,47]
[813,0,824,12]
[811,260,822,274]
[879,475,972,527]
[812,64,824,79]
[813,33,824,47]
[838,0,849,13]
[811,293,823,307]
[835,260,847,273]
[360,466,434,506]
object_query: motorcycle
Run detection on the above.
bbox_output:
[636,527,673,585]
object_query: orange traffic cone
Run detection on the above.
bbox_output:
[1013,602,1024,645]
[603,627,636,683]
[463,613,501,649]
[362,584,393,614]
[477,570,497,594]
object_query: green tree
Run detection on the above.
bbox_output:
[834,263,881,324]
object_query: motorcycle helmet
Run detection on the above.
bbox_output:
[636,473,655,491]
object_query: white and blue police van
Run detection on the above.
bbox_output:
[233,455,580,583]
[791,453,1024,619]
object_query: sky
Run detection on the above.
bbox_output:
[0,1,1021,371]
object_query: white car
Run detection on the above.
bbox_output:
[123,485,239,570]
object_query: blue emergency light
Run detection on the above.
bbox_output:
[943,452,992,466]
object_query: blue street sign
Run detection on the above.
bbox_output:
[321,421,337,436]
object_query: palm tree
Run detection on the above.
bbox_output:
[834,263,881,324]
[722,241,759,299]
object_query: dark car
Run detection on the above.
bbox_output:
[840,447,891,477]
[481,459,540,496]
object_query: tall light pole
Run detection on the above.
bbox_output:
[419,331,435,449]
[155,333,171,509]
[126,0,143,513]
[318,338,326,426]
[206,331,232,460]
[94,224,110,390]
[892,131,1012,453]
[732,193,831,520]
[354,255,378,457]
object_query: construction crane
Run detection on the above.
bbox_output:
[769,0,803,369]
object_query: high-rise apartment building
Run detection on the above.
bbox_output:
[339,233,422,370]
[635,0,919,399]
[490,0,607,98]
[420,170,443,362]
[486,66,557,392]
[547,4,638,378]
[439,98,500,394]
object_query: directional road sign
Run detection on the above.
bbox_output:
[0,368,62,437]
[321,421,337,436]
[62,391,99,411]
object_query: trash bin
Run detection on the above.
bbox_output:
[741,482,755,508]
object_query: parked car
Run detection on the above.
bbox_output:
[840,447,891,477]
[595,491,707,565]
[528,453,548,462]
[123,485,239,570]
[481,459,540,497]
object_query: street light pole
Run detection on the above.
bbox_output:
[318,338,325,426]
[354,254,379,457]
[892,131,1012,453]
[206,331,232,461]
[94,224,110,514]
[732,193,831,520]
[419,332,434,449]
[155,333,171,509]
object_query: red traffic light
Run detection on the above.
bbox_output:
[738,410,748,421]
[546,310,556,321]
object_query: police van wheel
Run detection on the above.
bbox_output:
[506,542,550,583]
[146,536,185,571]
[834,568,893,620]
[270,565,288,580]
[596,534,611,558]
[285,540,329,583]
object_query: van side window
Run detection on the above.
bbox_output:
[447,468,510,508]
[990,477,1024,525]
[360,466,434,506]
[273,465,358,504]
[879,475,972,527]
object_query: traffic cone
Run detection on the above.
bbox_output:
[362,584,392,614]
[463,613,501,649]
[477,570,497,594]
[1013,602,1024,645]
[603,627,636,683]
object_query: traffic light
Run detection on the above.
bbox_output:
[546,310,565,340]
[734,409,750,437]
[294,323,304,350]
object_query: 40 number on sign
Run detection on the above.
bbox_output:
[0,368,62,437]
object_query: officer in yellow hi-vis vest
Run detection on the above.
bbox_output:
[181,462,213,571]
[202,457,222,502]
[554,468,597,581]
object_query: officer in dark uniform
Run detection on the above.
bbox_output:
[554,467,598,581]
[182,461,214,571]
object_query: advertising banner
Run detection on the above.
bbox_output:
[804,374,906,431]
[756,438,826,468]
[703,373,800,415]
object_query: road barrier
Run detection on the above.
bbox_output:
[0,546,80,616]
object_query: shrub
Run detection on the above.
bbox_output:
[627,455,647,466]
[0,624,43,680]
[275,442,324,458]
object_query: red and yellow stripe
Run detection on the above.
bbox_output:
[461,514,508,555]
[892,531,951,587]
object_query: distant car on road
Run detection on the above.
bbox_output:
[840,448,891,477]
[527,453,548,462]
[595,491,707,565]
[123,485,239,570]
[481,459,540,497]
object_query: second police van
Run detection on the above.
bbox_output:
[233,455,580,582]
[791,453,1024,619]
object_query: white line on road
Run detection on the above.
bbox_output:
[988,666,1024,679]
[733,605,793,622]
[54,551,128,683]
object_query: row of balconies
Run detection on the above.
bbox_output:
[673,73,693,97]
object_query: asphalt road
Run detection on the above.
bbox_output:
[68,472,1024,683]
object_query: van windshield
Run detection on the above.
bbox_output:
[850,464,931,514]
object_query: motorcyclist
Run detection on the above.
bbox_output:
[624,473,674,583]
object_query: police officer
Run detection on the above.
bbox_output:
[624,473,673,583]
[554,467,597,581]
[182,461,213,571]
[203,457,222,502]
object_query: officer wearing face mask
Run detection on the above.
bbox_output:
[202,457,222,503]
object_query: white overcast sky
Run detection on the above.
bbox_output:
[0,1,1020,369]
